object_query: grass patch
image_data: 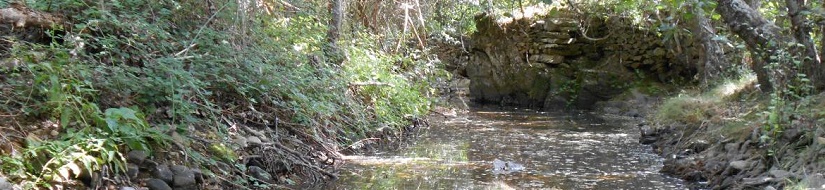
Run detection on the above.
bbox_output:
[653,74,759,138]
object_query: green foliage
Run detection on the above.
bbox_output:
[1,0,442,188]
[0,106,168,188]
[208,143,237,163]
[344,41,433,126]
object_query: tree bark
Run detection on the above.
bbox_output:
[821,2,825,85]
[785,0,825,90]
[744,0,761,8]
[690,0,728,84]
[716,0,783,92]
[326,0,345,64]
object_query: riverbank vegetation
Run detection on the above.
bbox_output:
[1,0,824,189]
[0,0,463,189]
[580,0,825,188]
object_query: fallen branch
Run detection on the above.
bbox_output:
[350,81,396,87]
[0,3,64,29]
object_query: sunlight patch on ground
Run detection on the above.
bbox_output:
[712,74,756,97]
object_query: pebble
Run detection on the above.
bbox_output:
[146,178,172,190]
[119,187,137,190]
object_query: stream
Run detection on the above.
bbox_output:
[325,106,687,189]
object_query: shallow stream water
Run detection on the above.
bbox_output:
[326,106,687,189]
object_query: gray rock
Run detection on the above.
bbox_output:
[247,136,263,146]
[170,165,189,174]
[506,161,525,172]
[801,174,825,189]
[764,185,777,190]
[724,143,739,153]
[729,160,750,171]
[742,177,772,186]
[233,136,248,148]
[248,166,271,181]
[127,150,148,164]
[491,159,524,174]
[127,163,140,179]
[492,159,507,174]
[640,136,657,144]
[192,169,204,184]
[769,169,794,180]
[142,160,159,170]
[146,178,172,190]
[119,187,137,190]
[639,124,655,136]
[782,127,801,141]
[688,139,710,152]
[152,164,174,184]
[171,165,196,187]
[0,176,12,190]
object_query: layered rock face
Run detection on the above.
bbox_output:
[463,9,696,109]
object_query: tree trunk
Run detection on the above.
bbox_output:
[326,0,345,64]
[744,0,761,8]
[690,0,728,84]
[786,0,825,91]
[716,0,790,92]
[821,2,825,86]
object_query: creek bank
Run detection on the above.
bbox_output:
[618,90,825,189]
[641,120,825,189]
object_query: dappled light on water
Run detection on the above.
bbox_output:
[327,107,686,189]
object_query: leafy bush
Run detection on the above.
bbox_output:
[1,0,442,187]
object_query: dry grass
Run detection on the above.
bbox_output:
[653,74,760,138]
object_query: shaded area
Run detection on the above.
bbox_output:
[326,106,686,189]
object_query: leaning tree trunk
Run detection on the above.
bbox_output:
[689,0,728,85]
[716,0,787,92]
[785,0,825,91]
[326,0,344,64]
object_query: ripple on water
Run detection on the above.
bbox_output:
[326,108,686,190]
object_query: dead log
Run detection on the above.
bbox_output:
[0,3,65,29]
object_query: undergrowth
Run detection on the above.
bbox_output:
[0,0,441,188]
[653,74,759,135]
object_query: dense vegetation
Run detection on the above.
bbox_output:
[0,0,455,188]
[0,0,824,189]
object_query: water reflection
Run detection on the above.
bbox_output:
[328,107,686,189]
